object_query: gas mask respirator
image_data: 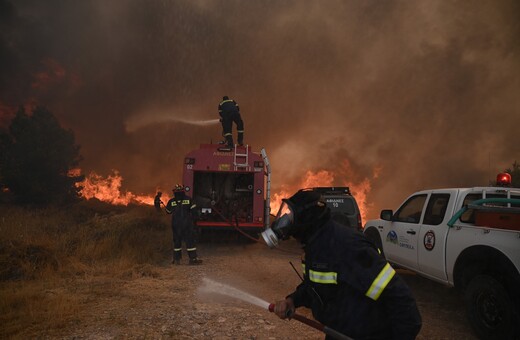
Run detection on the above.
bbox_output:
[261,197,327,248]
[261,199,295,248]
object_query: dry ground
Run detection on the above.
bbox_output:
[0,204,478,339]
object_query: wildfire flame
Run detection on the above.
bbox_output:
[75,161,378,223]
[77,170,164,206]
[270,161,379,224]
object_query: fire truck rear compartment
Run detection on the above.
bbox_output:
[193,171,255,225]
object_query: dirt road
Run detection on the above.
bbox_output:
[40,236,476,339]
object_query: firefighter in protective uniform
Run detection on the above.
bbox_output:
[218,96,244,148]
[154,191,163,212]
[165,185,202,265]
[263,190,422,339]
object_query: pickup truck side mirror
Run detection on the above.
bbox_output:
[380,209,393,221]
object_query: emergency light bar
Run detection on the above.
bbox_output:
[496,172,512,187]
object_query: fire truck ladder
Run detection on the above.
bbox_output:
[233,144,250,171]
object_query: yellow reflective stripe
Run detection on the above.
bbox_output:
[237,130,244,133]
[309,270,337,284]
[224,133,232,136]
[219,99,234,105]
[190,204,197,209]
[302,263,306,273]
[365,263,395,300]
[174,248,182,252]
[171,202,177,206]
[182,200,190,205]
[187,248,197,251]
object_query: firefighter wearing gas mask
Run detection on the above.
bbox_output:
[165,185,202,265]
[263,190,422,339]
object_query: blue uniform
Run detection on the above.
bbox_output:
[165,192,198,262]
[289,220,422,339]
[218,98,244,147]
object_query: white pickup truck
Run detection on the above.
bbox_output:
[363,184,520,339]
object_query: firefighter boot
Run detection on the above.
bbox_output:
[172,252,182,265]
[225,135,234,149]
[237,131,244,147]
[189,254,202,266]
[189,258,203,265]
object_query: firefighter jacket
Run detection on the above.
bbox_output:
[218,99,239,117]
[165,195,197,229]
[289,219,422,340]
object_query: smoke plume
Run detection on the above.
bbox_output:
[1,0,519,218]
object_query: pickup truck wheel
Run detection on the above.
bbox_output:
[464,275,516,339]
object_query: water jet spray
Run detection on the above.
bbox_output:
[125,113,220,132]
[198,278,352,340]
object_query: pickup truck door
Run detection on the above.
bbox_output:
[417,192,455,281]
[384,194,427,270]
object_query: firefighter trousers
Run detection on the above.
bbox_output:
[221,111,244,146]
[172,222,198,261]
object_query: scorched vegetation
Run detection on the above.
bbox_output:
[0,201,170,338]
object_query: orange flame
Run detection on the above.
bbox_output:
[270,162,379,224]
[77,170,165,206]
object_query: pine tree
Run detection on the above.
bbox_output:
[505,161,520,188]
[0,106,84,204]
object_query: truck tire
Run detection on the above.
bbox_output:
[464,275,518,339]
[364,228,385,258]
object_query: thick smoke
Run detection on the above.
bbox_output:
[1,0,519,217]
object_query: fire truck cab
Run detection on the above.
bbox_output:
[182,144,269,235]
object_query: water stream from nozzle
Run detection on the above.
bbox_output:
[125,115,220,132]
[197,277,270,310]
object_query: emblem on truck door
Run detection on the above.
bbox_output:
[424,230,435,251]
[386,230,398,244]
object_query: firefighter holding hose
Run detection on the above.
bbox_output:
[262,189,422,339]
[218,96,244,148]
[165,185,202,265]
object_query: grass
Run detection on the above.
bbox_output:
[0,200,171,338]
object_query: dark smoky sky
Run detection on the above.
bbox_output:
[1,0,519,218]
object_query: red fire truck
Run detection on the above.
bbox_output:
[182,144,271,236]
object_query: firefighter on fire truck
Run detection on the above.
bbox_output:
[165,185,202,265]
[263,189,422,339]
[218,96,244,148]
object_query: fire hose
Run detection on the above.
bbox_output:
[209,205,301,254]
[203,208,352,338]
[268,303,353,340]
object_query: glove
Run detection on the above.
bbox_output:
[272,297,295,319]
